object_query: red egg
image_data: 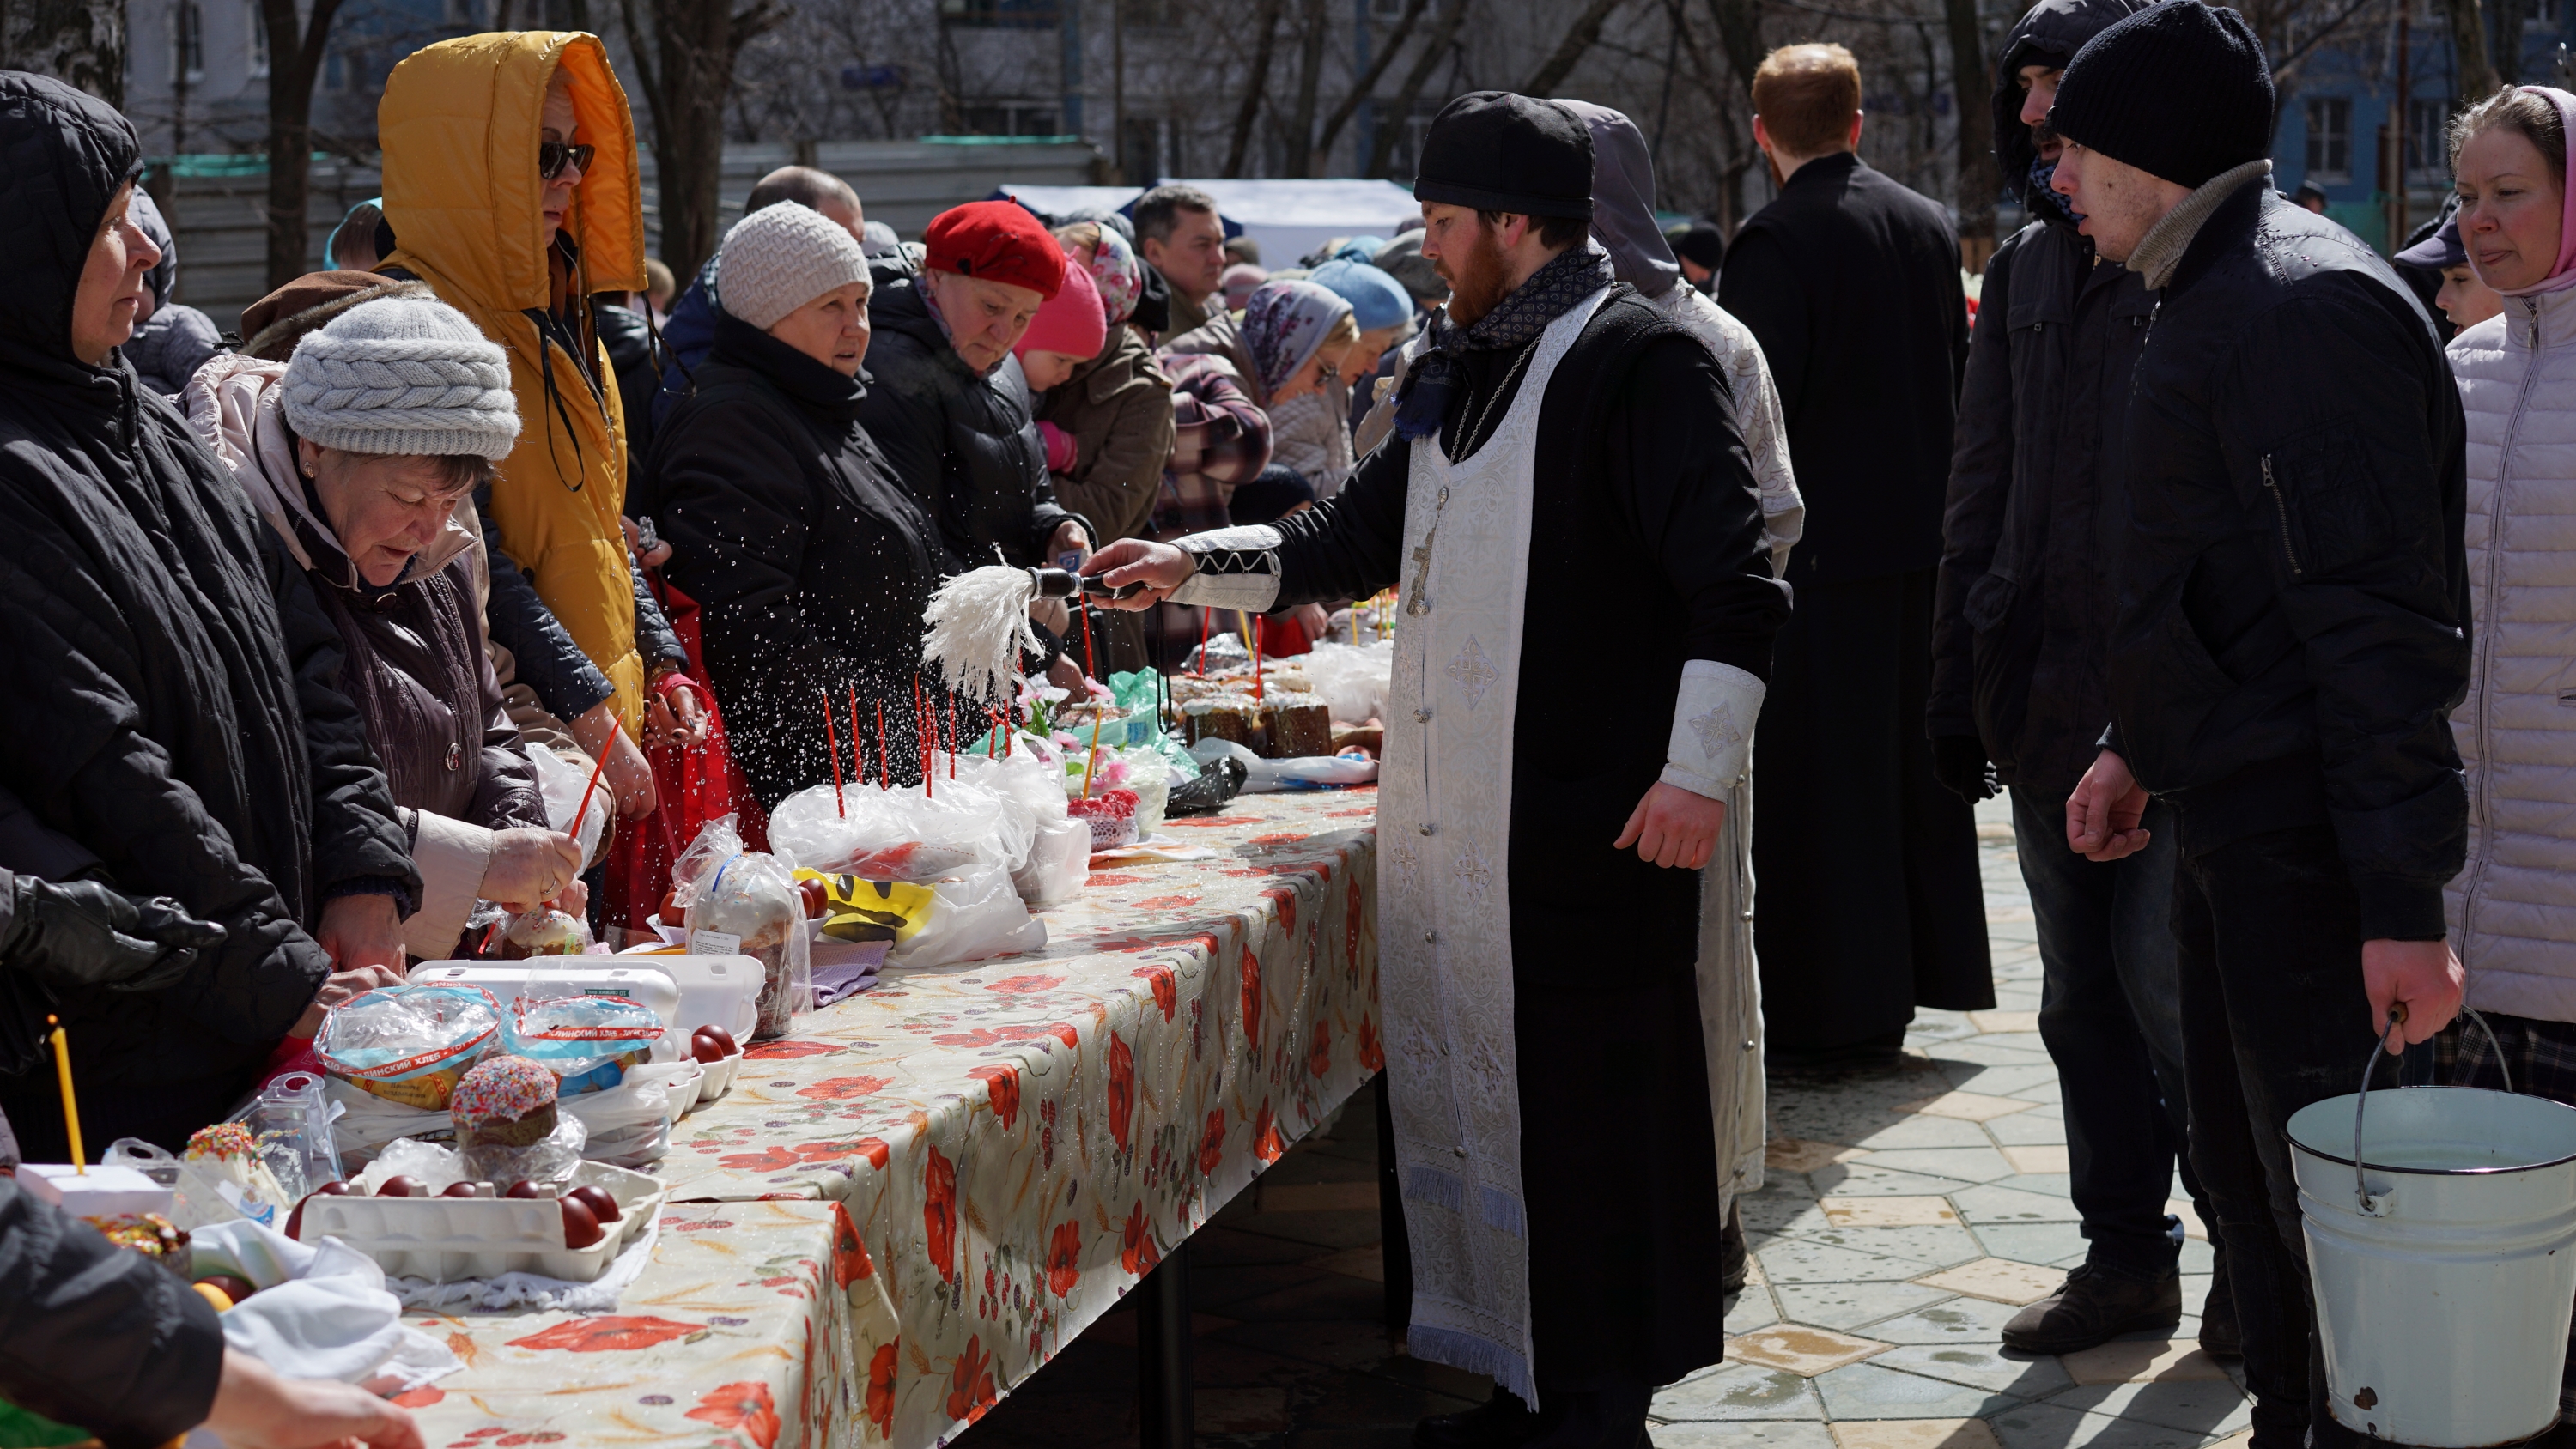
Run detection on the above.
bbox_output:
[690,1033,728,1064]
[560,1197,603,1250]
[285,1200,306,1240]
[311,1179,350,1196]
[504,1179,547,1200]
[440,1182,482,1198]
[699,1024,738,1055]
[376,1176,422,1197]
[566,1184,621,1223]
[797,876,829,919]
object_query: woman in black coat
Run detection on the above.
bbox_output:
[647,203,949,804]
[0,75,416,1156]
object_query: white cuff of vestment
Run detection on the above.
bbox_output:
[404,809,495,962]
[1168,524,1285,613]
[1662,660,1766,800]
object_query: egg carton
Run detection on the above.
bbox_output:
[301,1160,664,1283]
[697,1049,743,1106]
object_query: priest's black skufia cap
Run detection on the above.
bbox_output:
[1412,91,1595,219]
[2049,0,2274,189]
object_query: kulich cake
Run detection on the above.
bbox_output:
[1182,694,1261,751]
[185,1121,293,1215]
[1263,693,1333,758]
[450,1054,560,1149]
[89,1213,188,1263]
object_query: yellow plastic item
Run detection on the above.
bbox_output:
[793,869,937,946]
[191,1282,233,1313]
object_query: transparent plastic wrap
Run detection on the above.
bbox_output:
[1013,816,1091,906]
[1297,639,1394,724]
[685,850,811,1039]
[527,742,609,868]
[891,863,1047,966]
[457,1110,587,1189]
[103,1138,252,1233]
[769,770,1036,878]
[499,991,663,1095]
[498,908,592,958]
[313,985,501,1111]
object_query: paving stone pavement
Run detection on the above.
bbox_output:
[962,796,2251,1448]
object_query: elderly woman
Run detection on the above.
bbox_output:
[1279,258,1413,501]
[649,203,951,803]
[185,298,582,961]
[0,75,414,1156]
[1160,278,1359,525]
[1030,222,1176,674]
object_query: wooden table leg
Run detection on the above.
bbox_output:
[1135,1237,1194,1448]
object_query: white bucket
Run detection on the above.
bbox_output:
[2286,1027,2576,1449]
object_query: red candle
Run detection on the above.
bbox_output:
[876,700,890,790]
[1251,615,1265,701]
[947,695,958,779]
[848,688,864,791]
[1197,606,1209,677]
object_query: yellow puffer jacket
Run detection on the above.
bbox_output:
[379,32,650,732]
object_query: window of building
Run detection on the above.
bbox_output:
[246,0,269,76]
[2306,96,2350,180]
[1120,115,1159,184]
[324,47,346,90]
[2405,96,2452,180]
[173,0,205,82]
[957,102,1062,136]
[2530,0,2558,27]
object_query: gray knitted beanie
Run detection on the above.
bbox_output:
[282,296,519,461]
[717,202,872,330]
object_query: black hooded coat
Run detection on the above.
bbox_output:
[1928,0,2154,797]
[0,74,416,1153]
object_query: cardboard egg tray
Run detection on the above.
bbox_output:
[697,1049,743,1105]
[302,1160,663,1282]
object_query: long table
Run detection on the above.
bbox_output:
[398,787,1382,1449]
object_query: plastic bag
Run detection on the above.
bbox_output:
[455,1111,587,1190]
[893,862,1045,966]
[1013,816,1091,906]
[104,1138,252,1232]
[558,1063,690,1167]
[314,985,501,1111]
[685,848,811,1040]
[320,1077,451,1170]
[528,744,609,870]
[499,993,663,1095]
[1297,639,1394,724]
[1189,737,1381,792]
[769,770,1036,879]
[499,908,592,958]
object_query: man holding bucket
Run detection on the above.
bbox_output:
[2048,2,2471,1444]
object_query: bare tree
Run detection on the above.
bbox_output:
[1224,0,1286,175]
[3,0,125,106]
[2447,0,2496,99]
[1285,0,1329,173]
[258,0,346,289]
[1310,0,1431,173]
[619,0,781,282]
[1365,0,1468,176]
[1522,0,1627,94]
[1941,0,1995,245]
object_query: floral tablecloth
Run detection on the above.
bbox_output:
[412,786,1382,1449]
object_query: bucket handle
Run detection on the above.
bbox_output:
[2353,1003,2510,1213]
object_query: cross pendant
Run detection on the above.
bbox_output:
[1406,528,1437,616]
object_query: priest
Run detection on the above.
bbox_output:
[1087,91,1790,1449]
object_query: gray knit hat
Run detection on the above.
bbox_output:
[282,296,519,461]
[718,202,872,330]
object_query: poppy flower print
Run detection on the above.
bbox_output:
[1047,1220,1082,1296]
[797,1075,893,1102]
[1107,1033,1137,1151]
[925,1144,958,1284]
[1240,948,1264,1047]
[830,1202,873,1287]
[969,1064,1020,1128]
[1198,1109,1227,1175]
[1121,1199,1162,1276]
[1133,964,1177,1021]
[1309,1019,1332,1077]
[1253,1099,1285,1163]
[507,1316,702,1354]
[946,1337,999,1425]
[866,1342,900,1436]
[684,1380,781,1449]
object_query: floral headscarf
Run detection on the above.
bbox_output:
[1242,280,1352,399]
[1081,222,1145,324]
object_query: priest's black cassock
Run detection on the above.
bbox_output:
[1167,271,1789,1402]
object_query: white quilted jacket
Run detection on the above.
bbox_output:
[2446,286,2576,1021]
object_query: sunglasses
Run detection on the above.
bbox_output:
[538,141,595,181]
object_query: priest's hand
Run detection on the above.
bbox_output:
[1614,782,1724,870]
[2065,749,2151,862]
[1084,540,1194,609]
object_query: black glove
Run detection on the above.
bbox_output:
[1,875,226,994]
[1931,735,1999,803]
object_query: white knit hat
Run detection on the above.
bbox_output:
[282,296,520,461]
[718,202,872,330]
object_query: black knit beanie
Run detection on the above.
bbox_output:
[1413,92,1595,219]
[2049,0,2275,188]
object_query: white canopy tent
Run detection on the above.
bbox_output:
[993,178,1422,269]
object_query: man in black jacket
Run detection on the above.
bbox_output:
[1719,43,1990,1065]
[2049,6,2469,1443]
[0,73,418,1156]
[1929,0,2231,1359]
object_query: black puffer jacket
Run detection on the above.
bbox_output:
[854,265,1090,571]
[2104,176,2470,940]
[653,312,948,803]
[0,74,415,1148]
[1928,0,2153,797]
[0,1169,225,1449]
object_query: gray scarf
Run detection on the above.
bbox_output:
[1394,244,1615,442]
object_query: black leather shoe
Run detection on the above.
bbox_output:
[2000,1263,2182,1355]
[2197,1246,2241,1359]
[1416,1389,1539,1449]
[1721,1201,1747,1295]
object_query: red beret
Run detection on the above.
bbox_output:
[923,201,1066,301]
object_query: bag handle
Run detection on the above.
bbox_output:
[2353,1003,2510,1212]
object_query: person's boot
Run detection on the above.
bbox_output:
[1721,1201,1747,1295]
[1416,1388,1540,1449]
[2196,1246,2241,1359]
[1999,1263,2182,1355]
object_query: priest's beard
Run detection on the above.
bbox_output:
[1437,222,1514,329]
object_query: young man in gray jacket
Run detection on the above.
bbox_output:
[1929,0,2233,1360]
[2051,3,2470,1444]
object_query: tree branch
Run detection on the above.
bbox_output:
[1521,0,1627,94]
[1312,0,1429,167]
[2269,0,2383,76]
[1367,0,1469,175]
[1224,0,1285,177]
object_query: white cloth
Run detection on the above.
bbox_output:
[191,1220,463,1392]
[1662,660,1766,798]
[2445,286,2576,1022]
[1376,287,1609,1404]
[389,1210,660,1312]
